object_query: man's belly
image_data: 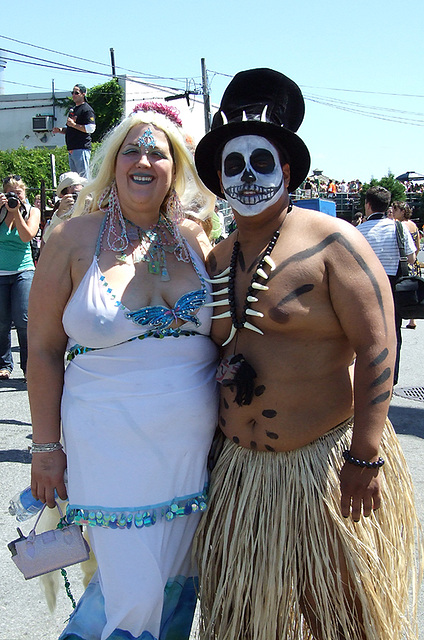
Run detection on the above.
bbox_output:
[218,372,354,452]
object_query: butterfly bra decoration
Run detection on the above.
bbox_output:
[125,288,207,329]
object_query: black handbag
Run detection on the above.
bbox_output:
[394,221,424,319]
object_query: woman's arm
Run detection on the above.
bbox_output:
[11,204,41,243]
[27,226,74,507]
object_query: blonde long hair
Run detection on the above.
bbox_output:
[72,109,214,219]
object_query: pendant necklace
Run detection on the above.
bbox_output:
[205,204,292,405]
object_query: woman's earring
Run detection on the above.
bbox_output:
[165,188,184,222]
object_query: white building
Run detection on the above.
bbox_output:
[0,75,213,152]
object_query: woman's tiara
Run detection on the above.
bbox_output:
[132,101,183,128]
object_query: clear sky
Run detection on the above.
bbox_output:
[1,0,423,184]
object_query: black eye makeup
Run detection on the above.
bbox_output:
[224,152,246,177]
[250,149,275,174]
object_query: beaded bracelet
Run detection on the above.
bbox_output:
[342,450,384,469]
[30,442,63,454]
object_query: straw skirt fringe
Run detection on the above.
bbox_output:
[193,418,423,640]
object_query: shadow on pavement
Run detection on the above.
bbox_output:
[0,419,32,427]
[389,403,424,439]
[0,448,31,463]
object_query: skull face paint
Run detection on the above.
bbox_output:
[221,135,285,216]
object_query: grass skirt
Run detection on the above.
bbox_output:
[193,418,423,640]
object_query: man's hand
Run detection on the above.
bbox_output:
[339,462,382,521]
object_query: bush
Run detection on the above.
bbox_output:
[359,173,406,211]
[0,144,99,201]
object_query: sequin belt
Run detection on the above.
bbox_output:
[66,486,208,529]
[67,328,201,361]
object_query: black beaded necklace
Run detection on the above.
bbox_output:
[228,203,292,333]
[228,229,280,330]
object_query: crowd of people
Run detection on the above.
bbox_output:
[2,72,423,640]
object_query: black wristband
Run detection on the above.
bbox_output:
[342,450,384,469]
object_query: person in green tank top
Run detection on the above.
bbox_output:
[0,175,40,380]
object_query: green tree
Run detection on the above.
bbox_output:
[0,147,69,198]
[87,79,124,142]
[359,173,406,211]
[0,144,100,201]
[55,79,124,143]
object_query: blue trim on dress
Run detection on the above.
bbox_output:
[66,485,208,529]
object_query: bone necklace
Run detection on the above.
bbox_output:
[204,204,291,346]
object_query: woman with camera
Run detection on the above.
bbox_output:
[0,175,40,380]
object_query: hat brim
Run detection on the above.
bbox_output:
[195,121,311,197]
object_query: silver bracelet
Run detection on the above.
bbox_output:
[30,442,63,454]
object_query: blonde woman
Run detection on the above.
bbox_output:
[27,104,218,640]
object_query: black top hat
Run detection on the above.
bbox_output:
[195,68,311,196]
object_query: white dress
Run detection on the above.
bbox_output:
[58,241,218,640]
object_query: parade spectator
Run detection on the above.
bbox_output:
[392,201,421,329]
[0,176,40,380]
[53,84,96,178]
[359,187,416,384]
[42,172,87,245]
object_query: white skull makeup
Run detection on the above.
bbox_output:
[221,135,285,216]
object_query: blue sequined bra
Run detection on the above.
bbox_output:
[66,219,210,360]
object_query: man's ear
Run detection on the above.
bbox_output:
[218,170,225,196]
[282,163,290,188]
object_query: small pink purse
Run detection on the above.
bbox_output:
[8,502,90,580]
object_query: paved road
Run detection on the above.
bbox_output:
[1,323,423,639]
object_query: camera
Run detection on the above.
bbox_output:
[5,192,20,208]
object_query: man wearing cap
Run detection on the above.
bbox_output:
[193,68,422,640]
[53,84,96,179]
[42,172,87,245]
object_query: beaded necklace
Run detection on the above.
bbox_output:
[228,228,280,331]
[205,204,292,406]
[205,203,292,346]
[100,183,189,281]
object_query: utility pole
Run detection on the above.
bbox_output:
[110,48,116,78]
[201,58,211,133]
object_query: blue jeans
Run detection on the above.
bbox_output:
[0,270,34,374]
[68,148,91,179]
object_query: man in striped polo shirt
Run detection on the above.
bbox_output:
[359,186,416,384]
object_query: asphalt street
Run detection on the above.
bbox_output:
[1,321,423,640]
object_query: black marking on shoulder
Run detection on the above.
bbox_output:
[273,232,387,332]
[265,445,275,452]
[250,441,257,449]
[232,436,240,444]
[262,409,277,418]
[278,284,314,306]
[223,398,229,410]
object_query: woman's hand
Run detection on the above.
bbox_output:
[31,449,68,508]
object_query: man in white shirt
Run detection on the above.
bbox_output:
[359,186,415,384]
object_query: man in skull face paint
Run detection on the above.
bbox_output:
[193,69,423,640]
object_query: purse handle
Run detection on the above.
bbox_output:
[26,501,65,540]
